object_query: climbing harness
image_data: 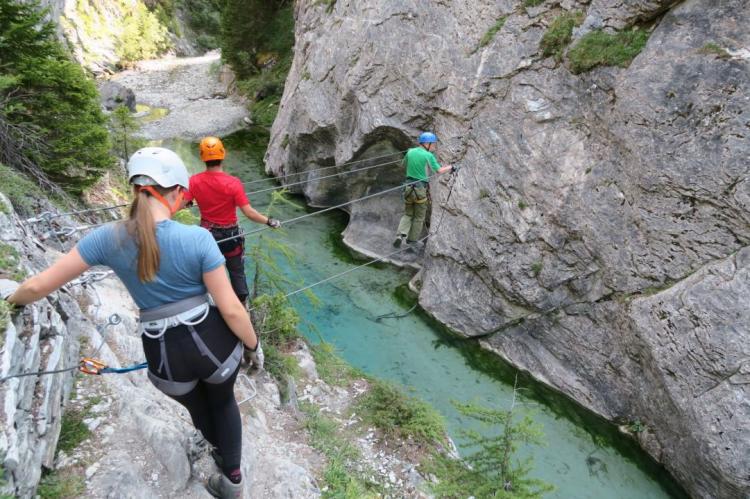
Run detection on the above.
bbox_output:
[402,178,430,205]
[139,294,243,396]
[79,358,148,375]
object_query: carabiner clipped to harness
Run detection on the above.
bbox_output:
[79,357,148,375]
[79,357,106,375]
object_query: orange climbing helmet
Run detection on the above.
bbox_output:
[199,136,226,162]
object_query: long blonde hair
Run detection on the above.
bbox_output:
[125,185,175,282]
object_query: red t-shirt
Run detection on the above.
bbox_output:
[184,170,250,226]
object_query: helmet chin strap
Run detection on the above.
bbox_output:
[139,186,184,215]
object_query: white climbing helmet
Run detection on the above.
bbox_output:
[127,147,189,189]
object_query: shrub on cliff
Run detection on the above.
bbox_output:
[180,0,224,49]
[0,0,113,195]
[221,0,294,127]
[117,2,171,64]
[540,11,584,62]
[568,28,650,74]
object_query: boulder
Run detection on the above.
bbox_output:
[99,81,136,112]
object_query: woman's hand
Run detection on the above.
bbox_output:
[203,265,258,349]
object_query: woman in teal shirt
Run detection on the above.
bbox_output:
[2,147,256,499]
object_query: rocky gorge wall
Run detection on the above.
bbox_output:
[265,0,750,497]
[36,0,199,74]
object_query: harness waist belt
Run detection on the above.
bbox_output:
[140,294,215,338]
[405,178,430,189]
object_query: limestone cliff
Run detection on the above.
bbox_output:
[265,1,750,497]
[37,0,199,73]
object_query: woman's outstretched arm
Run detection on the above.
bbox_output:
[8,248,90,305]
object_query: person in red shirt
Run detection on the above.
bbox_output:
[184,136,280,305]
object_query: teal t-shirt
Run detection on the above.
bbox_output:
[404,147,441,181]
[76,220,225,310]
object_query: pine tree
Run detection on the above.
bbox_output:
[0,0,113,195]
[428,377,555,498]
[109,105,145,163]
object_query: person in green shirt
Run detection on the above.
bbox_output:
[394,132,457,249]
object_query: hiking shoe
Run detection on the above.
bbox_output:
[207,473,243,499]
[393,234,405,248]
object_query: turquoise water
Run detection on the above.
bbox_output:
[163,132,685,498]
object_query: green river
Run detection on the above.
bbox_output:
[159,130,685,499]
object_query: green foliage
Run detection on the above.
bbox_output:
[179,0,224,49]
[151,0,181,37]
[626,420,645,433]
[0,466,13,499]
[173,208,200,225]
[0,242,26,281]
[568,29,650,74]
[0,163,41,216]
[311,342,362,386]
[530,262,542,277]
[518,199,528,210]
[117,2,171,63]
[301,402,380,498]
[426,401,553,498]
[263,341,301,391]
[37,471,85,499]
[0,300,13,336]
[221,0,294,78]
[355,380,446,446]
[222,0,294,128]
[109,105,146,161]
[252,293,302,346]
[524,0,544,7]
[0,0,113,195]
[57,407,91,454]
[477,17,507,50]
[698,42,730,60]
[540,11,584,61]
[246,190,313,303]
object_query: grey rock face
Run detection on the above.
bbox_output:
[99,81,136,111]
[0,197,81,499]
[265,0,750,497]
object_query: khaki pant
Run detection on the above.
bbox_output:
[397,184,429,242]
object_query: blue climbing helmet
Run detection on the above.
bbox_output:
[418,132,437,144]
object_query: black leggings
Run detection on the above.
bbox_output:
[141,308,242,472]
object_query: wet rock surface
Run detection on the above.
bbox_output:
[265,0,750,497]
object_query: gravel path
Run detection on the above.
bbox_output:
[111,50,249,141]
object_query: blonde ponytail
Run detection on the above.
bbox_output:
[126,187,160,282]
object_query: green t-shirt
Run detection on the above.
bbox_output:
[404,147,441,181]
